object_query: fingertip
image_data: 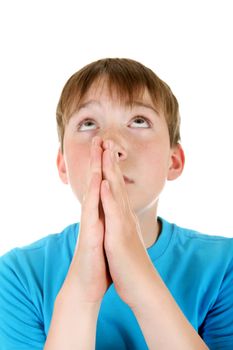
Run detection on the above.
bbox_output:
[92,136,102,147]
[92,136,98,146]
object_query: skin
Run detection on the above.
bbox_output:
[58,82,185,248]
[46,81,207,349]
[57,80,185,306]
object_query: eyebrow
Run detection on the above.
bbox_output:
[129,101,159,114]
[76,100,159,115]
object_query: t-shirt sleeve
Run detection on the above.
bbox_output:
[199,256,233,350]
[0,250,45,350]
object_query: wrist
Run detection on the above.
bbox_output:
[55,289,102,316]
[129,270,165,313]
[45,293,101,350]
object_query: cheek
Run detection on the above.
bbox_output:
[136,139,170,175]
[65,142,91,197]
[64,136,90,171]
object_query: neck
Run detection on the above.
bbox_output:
[136,207,161,248]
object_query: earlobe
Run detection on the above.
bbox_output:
[167,144,185,181]
[57,148,69,184]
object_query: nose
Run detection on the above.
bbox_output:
[101,132,128,161]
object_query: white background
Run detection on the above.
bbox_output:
[0,0,232,255]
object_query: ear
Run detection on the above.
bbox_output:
[167,143,185,181]
[56,148,69,184]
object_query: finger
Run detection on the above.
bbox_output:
[102,140,124,186]
[82,136,103,223]
[90,136,102,174]
[85,136,102,188]
[100,179,137,247]
[100,179,118,221]
[102,146,130,213]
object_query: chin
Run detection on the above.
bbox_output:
[133,198,159,216]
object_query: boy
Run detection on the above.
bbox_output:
[0,58,232,349]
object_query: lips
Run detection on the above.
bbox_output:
[123,175,134,184]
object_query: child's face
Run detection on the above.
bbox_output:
[57,80,184,216]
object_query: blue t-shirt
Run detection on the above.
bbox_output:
[0,217,233,349]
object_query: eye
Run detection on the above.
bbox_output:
[130,116,151,128]
[77,118,97,131]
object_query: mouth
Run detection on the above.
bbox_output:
[123,175,134,184]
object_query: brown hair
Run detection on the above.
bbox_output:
[56,58,181,152]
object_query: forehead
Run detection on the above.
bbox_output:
[76,78,158,111]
